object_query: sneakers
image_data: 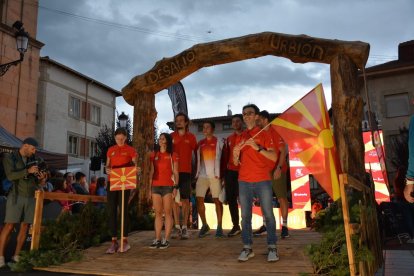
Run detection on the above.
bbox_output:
[118,240,131,253]
[149,240,161,249]
[227,226,241,237]
[215,226,225,238]
[267,247,280,262]
[171,227,182,239]
[198,224,210,238]
[181,228,189,239]
[281,226,290,238]
[0,256,5,268]
[159,239,170,249]
[105,241,119,254]
[253,225,267,236]
[238,247,255,262]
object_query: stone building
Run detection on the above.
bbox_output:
[0,0,43,138]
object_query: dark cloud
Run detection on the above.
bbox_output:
[38,0,414,127]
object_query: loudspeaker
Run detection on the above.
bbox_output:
[90,156,101,171]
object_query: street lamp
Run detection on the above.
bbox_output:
[118,112,129,128]
[0,21,29,77]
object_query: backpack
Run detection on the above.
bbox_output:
[0,152,17,196]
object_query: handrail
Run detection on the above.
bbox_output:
[31,190,107,250]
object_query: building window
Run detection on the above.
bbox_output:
[89,140,98,157]
[90,105,101,125]
[385,93,409,118]
[69,97,80,119]
[222,122,232,131]
[68,135,79,155]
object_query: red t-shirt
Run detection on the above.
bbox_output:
[151,152,179,186]
[171,131,197,173]
[226,132,243,171]
[107,144,137,168]
[238,126,275,182]
[268,127,288,173]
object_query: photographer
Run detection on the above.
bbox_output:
[0,138,46,267]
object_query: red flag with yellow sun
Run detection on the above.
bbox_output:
[271,84,341,200]
[109,167,137,191]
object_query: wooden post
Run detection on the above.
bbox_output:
[31,190,45,250]
[330,54,365,182]
[339,174,357,276]
[133,92,157,216]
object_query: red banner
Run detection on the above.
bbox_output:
[109,166,137,191]
[363,131,390,203]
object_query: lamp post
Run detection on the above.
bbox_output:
[118,112,129,128]
[0,21,29,77]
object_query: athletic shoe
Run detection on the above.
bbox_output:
[159,239,170,249]
[181,228,189,239]
[105,241,119,254]
[238,247,255,262]
[118,240,131,253]
[253,225,267,236]
[227,226,242,237]
[267,247,280,262]
[0,256,6,268]
[149,240,161,249]
[281,226,290,239]
[198,224,210,238]
[215,226,225,238]
[171,227,181,239]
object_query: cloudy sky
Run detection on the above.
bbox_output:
[37,0,414,132]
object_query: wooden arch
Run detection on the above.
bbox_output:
[122,31,369,199]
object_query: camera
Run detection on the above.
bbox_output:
[26,157,48,178]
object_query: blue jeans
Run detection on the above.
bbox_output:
[239,180,277,247]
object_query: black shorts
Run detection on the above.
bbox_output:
[152,186,173,197]
[178,172,191,200]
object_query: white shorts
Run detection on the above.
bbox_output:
[196,177,222,198]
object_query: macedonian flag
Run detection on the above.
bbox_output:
[109,166,137,191]
[271,84,341,200]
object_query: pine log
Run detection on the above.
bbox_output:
[133,92,157,216]
[122,32,369,105]
[330,54,365,182]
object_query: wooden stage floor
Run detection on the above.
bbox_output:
[35,229,321,276]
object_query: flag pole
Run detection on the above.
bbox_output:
[120,184,125,252]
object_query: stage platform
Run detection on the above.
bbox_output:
[35,229,321,275]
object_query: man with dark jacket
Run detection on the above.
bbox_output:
[0,138,45,267]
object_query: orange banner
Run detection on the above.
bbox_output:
[271,84,341,200]
[109,166,137,191]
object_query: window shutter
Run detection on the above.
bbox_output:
[81,101,87,119]
[80,137,86,157]
[87,103,91,121]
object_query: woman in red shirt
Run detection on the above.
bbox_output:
[105,128,138,254]
[148,133,179,249]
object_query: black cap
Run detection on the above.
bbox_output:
[22,137,39,147]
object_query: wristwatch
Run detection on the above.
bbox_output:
[257,146,264,152]
[173,185,179,189]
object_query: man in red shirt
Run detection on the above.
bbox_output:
[222,114,244,237]
[105,128,138,254]
[233,104,279,263]
[171,113,197,239]
[254,110,290,238]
